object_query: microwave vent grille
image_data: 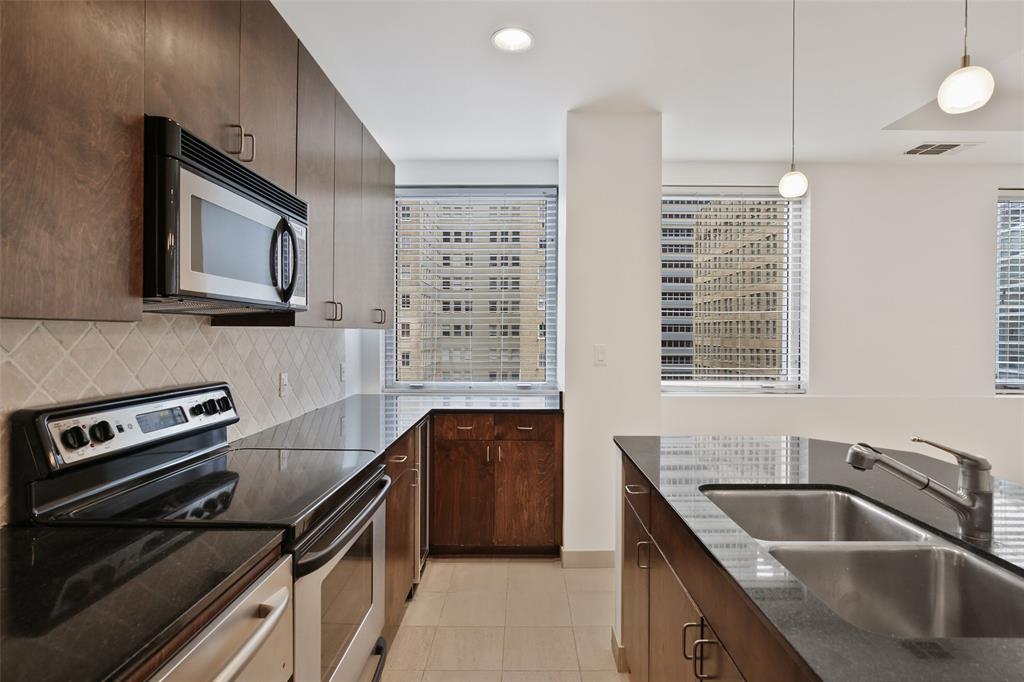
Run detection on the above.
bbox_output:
[179,131,307,222]
[143,297,276,316]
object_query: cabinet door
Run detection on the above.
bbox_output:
[1,0,144,321]
[495,441,557,547]
[358,126,384,327]
[239,0,297,191]
[332,94,369,327]
[144,0,240,152]
[385,468,416,638]
[649,544,701,682]
[292,45,336,328]
[430,441,495,547]
[696,620,745,682]
[622,501,650,682]
[375,151,396,328]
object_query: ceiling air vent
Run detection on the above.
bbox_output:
[904,142,978,156]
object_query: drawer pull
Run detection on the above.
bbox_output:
[486,445,490,463]
[692,638,718,680]
[624,484,647,495]
[456,425,474,431]
[516,425,534,431]
[682,621,700,660]
[211,586,290,682]
[389,455,408,463]
[636,540,651,569]
[498,445,503,462]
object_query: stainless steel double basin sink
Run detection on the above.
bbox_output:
[702,487,1024,639]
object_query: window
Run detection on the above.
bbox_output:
[997,193,1024,392]
[661,188,806,392]
[387,186,558,391]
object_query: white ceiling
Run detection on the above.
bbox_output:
[275,0,1024,164]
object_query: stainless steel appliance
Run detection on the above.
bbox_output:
[143,116,308,315]
[10,383,391,682]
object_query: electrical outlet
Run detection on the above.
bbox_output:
[279,372,290,398]
[594,344,607,366]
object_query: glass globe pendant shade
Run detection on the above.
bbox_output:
[778,167,809,198]
[937,61,995,114]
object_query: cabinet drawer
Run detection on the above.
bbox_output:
[494,413,559,441]
[622,456,652,531]
[433,414,494,441]
[386,431,416,478]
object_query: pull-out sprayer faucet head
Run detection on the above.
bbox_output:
[846,442,883,471]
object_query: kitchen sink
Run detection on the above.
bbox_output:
[770,543,1024,638]
[702,487,933,542]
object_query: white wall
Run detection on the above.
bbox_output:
[661,161,1024,483]
[395,160,558,187]
[561,111,663,558]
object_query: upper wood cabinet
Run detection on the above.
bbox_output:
[293,45,336,328]
[1,0,144,321]
[144,0,240,153]
[239,1,298,191]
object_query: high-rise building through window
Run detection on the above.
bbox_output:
[661,189,805,392]
[997,193,1024,392]
[385,187,558,390]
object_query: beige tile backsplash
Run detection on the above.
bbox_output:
[0,314,352,525]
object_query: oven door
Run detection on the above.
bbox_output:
[294,473,391,682]
[178,167,306,309]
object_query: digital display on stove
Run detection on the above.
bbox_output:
[136,407,187,434]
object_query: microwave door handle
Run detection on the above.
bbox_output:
[295,475,391,577]
[280,219,299,303]
[269,222,281,290]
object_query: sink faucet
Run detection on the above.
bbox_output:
[846,437,993,542]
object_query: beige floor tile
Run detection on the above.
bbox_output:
[404,591,447,626]
[422,672,501,682]
[502,627,579,671]
[381,671,423,682]
[386,627,436,671]
[563,569,615,593]
[419,562,455,593]
[508,563,567,593]
[426,627,505,671]
[567,591,615,626]
[439,591,507,626]
[502,673,582,681]
[450,562,509,592]
[506,590,572,626]
[573,627,617,672]
[580,673,630,681]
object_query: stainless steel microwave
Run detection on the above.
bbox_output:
[143,116,308,315]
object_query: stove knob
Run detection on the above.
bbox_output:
[203,399,219,415]
[217,396,232,412]
[60,425,90,449]
[189,404,204,417]
[89,420,115,443]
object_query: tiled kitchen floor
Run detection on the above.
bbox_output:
[382,558,629,682]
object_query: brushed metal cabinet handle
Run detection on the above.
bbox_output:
[324,301,337,321]
[373,308,386,324]
[498,445,502,462]
[456,426,474,431]
[516,425,534,431]
[636,540,651,569]
[682,621,700,660]
[486,445,490,463]
[624,484,647,495]
[334,302,344,321]
[241,133,256,162]
[226,124,245,154]
[693,638,718,680]
[389,455,408,463]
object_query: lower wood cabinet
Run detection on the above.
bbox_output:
[430,412,562,552]
[384,431,417,641]
[622,499,650,682]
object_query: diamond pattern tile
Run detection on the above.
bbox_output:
[0,314,352,524]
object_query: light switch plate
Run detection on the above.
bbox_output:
[594,344,607,366]
[279,372,290,398]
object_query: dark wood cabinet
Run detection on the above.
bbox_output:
[495,441,557,547]
[293,45,336,328]
[1,0,144,321]
[430,440,496,548]
[144,0,240,152]
[385,432,417,641]
[622,499,650,682]
[330,95,367,327]
[431,412,562,553]
[239,0,297,191]
[649,543,703,682]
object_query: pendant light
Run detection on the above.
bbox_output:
[937,0,995,114]
[778,0,808,199]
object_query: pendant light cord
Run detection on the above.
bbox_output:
[790,0,796,169]
[963,0,969,62]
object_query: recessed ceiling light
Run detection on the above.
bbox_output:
[491,27,533,53]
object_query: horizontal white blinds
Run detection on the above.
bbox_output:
[385,187,558,390]
[997,195,1024,393]
[661,189,805,391]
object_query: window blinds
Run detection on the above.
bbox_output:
[997,194,1024,393]
[661,188,806,392]
[385,186,558,391]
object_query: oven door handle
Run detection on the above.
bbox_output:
[210,586,290,682]
[295,475,392,577]
[279,218,299,303]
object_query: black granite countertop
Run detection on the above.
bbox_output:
[614,435,1024,682]
[238,392,562,453]
[1,525,282,682]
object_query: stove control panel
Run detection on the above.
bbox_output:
[44,386,238,469]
